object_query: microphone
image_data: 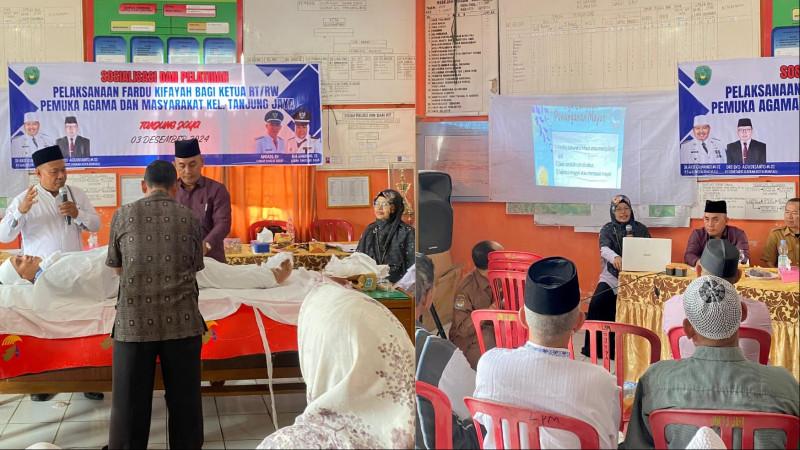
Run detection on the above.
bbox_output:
[625,224,633,236]
[59,186,71,225]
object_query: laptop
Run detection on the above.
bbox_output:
[621,237,672,272]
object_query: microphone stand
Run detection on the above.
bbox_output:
[429,304,447,339]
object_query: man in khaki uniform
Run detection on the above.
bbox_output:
[761,197,799,267]
[449,240,503,369]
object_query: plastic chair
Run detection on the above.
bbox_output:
[464,397,600,449]
[487,269,528,311]
[248,220,288,242]
[415,381,453,450]
[488,251,543,271]
[310,219,354,242]
[568,320,661,431]
[471,309,528,354]
[649,409,800,449]
[667,326,772,365]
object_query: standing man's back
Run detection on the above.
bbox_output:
[106,160,206,449]
[109,191,206,341]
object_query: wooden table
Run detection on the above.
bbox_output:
[365,289,414,339]
[617,265,799,381]
[0,251,13,264]
[225,247,350,271]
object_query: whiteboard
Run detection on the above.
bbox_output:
[425,0,498,116]
[417,120,490,200]
[243,0,415,104]
[29,173,118,207]
[320,108,415,170]
[498,0,761,95]
[0,0,84,87]
[691,182,796,220]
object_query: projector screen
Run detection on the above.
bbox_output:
[532,106,625,189]
[489,92,696,206]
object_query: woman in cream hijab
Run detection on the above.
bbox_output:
[257,283,415,449]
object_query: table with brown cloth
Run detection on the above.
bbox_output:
[225,247,350,271]
[616,265,799,382]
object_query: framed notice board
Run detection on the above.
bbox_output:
[84,0,242,63]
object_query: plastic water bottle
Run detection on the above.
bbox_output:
[286,217,295,243]
[87,232,98,249]
[777,239,791,271]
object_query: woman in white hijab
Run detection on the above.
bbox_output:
[257,283,415,449]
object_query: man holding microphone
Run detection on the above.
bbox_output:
[0,145,102,401]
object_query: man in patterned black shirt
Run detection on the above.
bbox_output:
[106,160,206,449]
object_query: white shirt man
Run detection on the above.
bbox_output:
[287,108,320,154]
[10,112,54,158]
[255,109,288,153]
[473,257,620,449]
[0,146,99,258]
[679,114,725,164]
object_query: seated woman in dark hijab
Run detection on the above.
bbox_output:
[356,189,415,283]
[582,194,650,359]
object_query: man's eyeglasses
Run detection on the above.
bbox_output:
[785,211,799,217]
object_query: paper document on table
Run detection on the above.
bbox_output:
[327,242,358,253]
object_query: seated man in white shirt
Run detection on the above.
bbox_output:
[473,257,620,449]
[662,239,772,362]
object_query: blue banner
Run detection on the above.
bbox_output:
[678,57,799,177]
[7,62,322,169]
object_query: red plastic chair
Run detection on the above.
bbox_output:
[487,269,528,311]
[649,409,800,449]
[464,397,600,449]
[471,309,529,354]
[568,320,661,431]
[310,219,354,242]
[488,251,543,271]
[248,220,288,242]
[667,326,772,365]
[415,381,453,450]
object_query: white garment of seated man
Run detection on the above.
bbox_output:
[473,342,620,449]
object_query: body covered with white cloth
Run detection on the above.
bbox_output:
[0,246,322,339]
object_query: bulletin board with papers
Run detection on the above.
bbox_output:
[244,0,415,105]
[425,0,498,116]
[0,0,85,87]
[498,0,761,95]
[690,182,797,220]
[28,173,118,207]
[320,108,416,171]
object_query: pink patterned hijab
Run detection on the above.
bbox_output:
[257,284,414,449]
